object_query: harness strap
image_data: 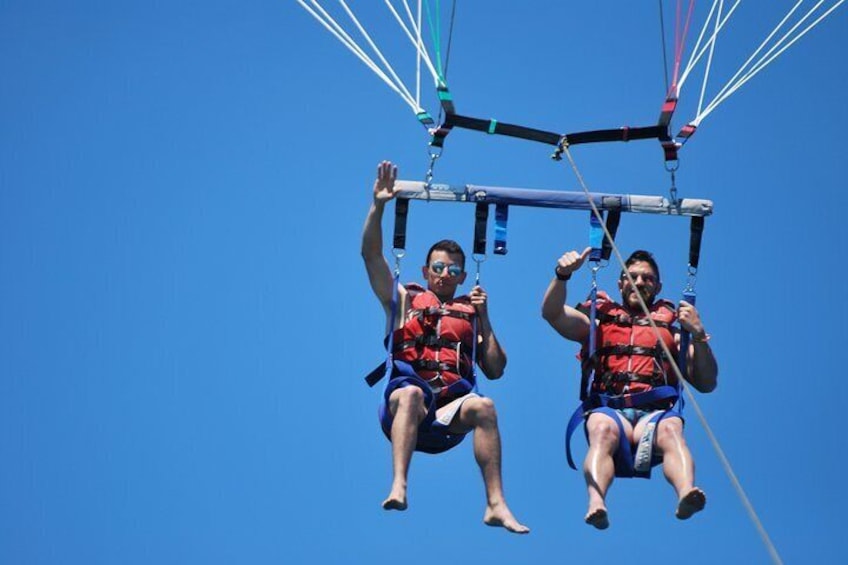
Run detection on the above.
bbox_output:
[411,307,473,321]
[393,335,465,350]
[594,311,672,328]
[594,343,664,358]
[409,358,472,376]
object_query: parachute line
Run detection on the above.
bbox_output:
[298,0,452,114]
[384,1,442,88]
[697,0,844,125]
[336,0,421,109]
[672,0,844,131]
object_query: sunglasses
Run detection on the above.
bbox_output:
[429,261,463,277]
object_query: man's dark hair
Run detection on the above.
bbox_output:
[621,249,661,282]
[425,239,466,269]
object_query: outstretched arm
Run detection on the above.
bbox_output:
[541,248,593,342]
[677,300,718,392]
[469,285,507,379]
[361,161,406,322]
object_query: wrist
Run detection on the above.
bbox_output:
[555,267,571,281]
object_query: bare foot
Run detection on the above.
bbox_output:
[676,487,706,520]
[484,503,530,534]
[585,507,609,530]
[382,489,408,511]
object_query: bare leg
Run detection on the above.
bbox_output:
[583,412,629,530]
[654,417,706,519]
[453,397,529,534]
[382,386,427,511]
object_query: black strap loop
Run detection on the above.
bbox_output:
[689,216,705,270]
[474,202,488,256]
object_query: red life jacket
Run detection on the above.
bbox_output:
[392,283,476,401]
[580,290,678,396]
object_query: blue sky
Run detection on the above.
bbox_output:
[2,2,846,564]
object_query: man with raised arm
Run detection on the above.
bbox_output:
[361,160,528,534]
[542,247,718,530]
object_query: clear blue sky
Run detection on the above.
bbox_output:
[2,2,846,564]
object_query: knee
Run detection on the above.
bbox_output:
[655,419,685,449]
[587,416,619,447]
[390,386,427,414]
[465,396,497,425]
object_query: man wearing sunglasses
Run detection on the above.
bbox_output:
[361,160,528,534]
[542,247,718,530]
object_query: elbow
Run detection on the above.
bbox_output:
[482,357,506,380]
[696,379,717,394]
[692,368,718,393]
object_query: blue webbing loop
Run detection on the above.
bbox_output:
[493,204,508,255]
[588,212,604,262]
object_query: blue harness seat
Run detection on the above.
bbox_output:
[375,360,474,454]
[565,386,681,478]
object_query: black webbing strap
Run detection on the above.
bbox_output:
[474,203,488,256]
[601,204,622,261]
[393,198,409,251]
[443,113,671,149]
[444,113,562,145]
[563,124,669,146]
[689,216,705,270]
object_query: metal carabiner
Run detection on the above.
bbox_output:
[424,147,443,190]
[392,248,405,276]
[472,254,487,285]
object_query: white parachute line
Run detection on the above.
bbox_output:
[297,1,420,111]
[676,0,718,95]
[385,0,442,87]
[696,0,843,124]
[694,0,725,117]
[678,0,741,93]
[415,0,423,108]
[696,0,806,121]
[710,0,842,109]
[336,0,421,110]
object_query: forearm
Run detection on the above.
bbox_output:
[688,340,718,392]
[361,201,386,260]
[541,276,567,322]
[476,315,507,379]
